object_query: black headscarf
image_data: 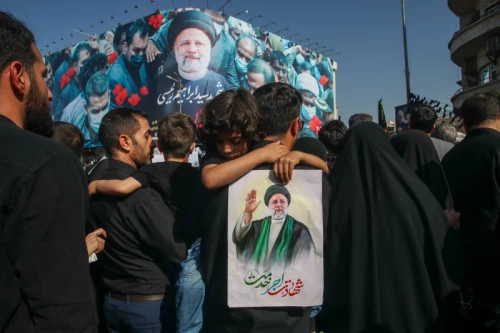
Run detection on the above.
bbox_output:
[318,122,463,333]
[390,130,453,210]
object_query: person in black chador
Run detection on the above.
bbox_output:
[317,121,463,333]
[233,184,314,267]
[391,129,454,212]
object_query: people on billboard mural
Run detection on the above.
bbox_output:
[108,19,150,111]
[46,7,336,148]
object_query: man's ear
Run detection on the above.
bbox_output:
[189,142,196,154]
[290,117,299,137]
[8,61,28,97]
[118,134,133,153]
[121,42,128,55]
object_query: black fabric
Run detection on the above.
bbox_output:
[391,130,453,210]
[318,122,463,333]
[131,161,203,246]
[200,149,226,169]
[0,115,97,333]
[88,159,187,295]
[293,137,328,161]
[200,139,329,332]
[442,128,500,304]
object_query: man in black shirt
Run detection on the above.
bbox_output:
[88,108,186,332]
[442,93,500,331]
[0,11,97,333]
[202,83,328,332]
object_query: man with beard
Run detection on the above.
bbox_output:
[270,50,291,84]
[88,109,186,332]
[108,19,149,110]
[0,11,97,332]
[233,184,314,267]
[147,10,240,89]
[62,72,110,148]
[156,10,230,123]
[53,42,93,121]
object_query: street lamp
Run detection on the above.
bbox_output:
[286,32,300,39]
[234,9,248,17]
[303,42,318,48]
[248,15,262,24]
[274,28,289,35]
[125,9,139,17]
[401,0,411,102]
[218,0,231,12]
[260,22,275,30]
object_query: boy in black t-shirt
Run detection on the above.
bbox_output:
[89,113,205,333]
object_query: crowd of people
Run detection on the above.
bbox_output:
[2,10,500,333]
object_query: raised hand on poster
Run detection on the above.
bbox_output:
[244,189,261,223]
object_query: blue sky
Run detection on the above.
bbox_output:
[1,0,459,121]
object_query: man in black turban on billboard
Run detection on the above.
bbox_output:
[155,10,230,123]
[233,184,315,267]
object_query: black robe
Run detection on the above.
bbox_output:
[233,216,315,267]
[391,129,453,210]
[317,122,463,333]
[442,128,500,305]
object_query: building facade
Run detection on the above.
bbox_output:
[448,0,500,108]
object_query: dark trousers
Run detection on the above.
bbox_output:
[103,294,175,333]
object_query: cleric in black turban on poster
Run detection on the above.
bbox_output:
[232,184,315,268]
[155,10,230,123]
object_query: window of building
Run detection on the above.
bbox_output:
[481,63,497,83]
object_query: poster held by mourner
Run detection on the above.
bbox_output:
[227,168,323,308]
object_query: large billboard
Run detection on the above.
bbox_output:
[44,8,337,148]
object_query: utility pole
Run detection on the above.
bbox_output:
[401,0,411,103]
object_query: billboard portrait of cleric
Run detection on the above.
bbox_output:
[155,10,231,123]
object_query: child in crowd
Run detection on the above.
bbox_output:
[89,113,205,333]
[199,89,328,190]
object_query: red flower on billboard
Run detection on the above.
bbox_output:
[308,116,322,134]
[140,86,149,96]
[148,13,163,29]
[113,84,123,97]
[108,52,119,64]
[128,94,141,107]
[319,75,328,86]
[60,74,71,89]
[67,67,75,77]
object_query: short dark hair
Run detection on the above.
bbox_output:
[0,11,37,74]
[410,105,437,133]
[431,124,457,144]
[248,58,275,85]
[113,25,127,52]
[318,120,347,155]
[125,19,149,46]
[348,113,373,127]
[199,89,261,146]
[85,72,109,105]
[158,113,196,158]
[461,93,500,128]
[99,108,147,155]
[270,51,287,66]
[71,42,93,63]
[80,53,108,90]
[52,122,84,156]
[253,83,302,137]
